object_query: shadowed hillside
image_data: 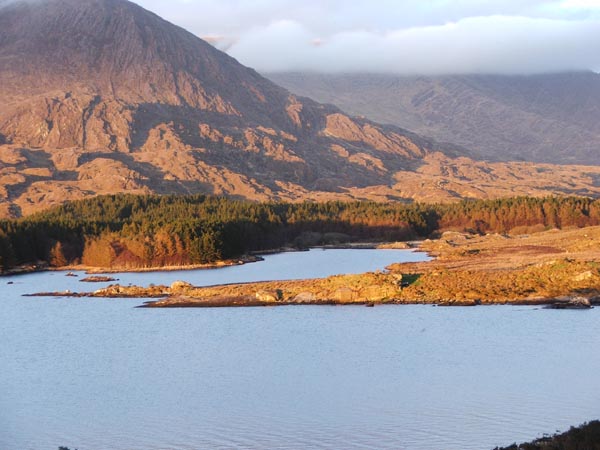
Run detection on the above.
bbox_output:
[268,72,600,165]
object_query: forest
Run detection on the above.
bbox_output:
[0,194,599,271]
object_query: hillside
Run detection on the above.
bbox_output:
[267,72,600,165]
[2,0,600,218]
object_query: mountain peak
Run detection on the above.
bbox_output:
[1,0,251,104]
[0,0,449,216]
[2,0,598,218]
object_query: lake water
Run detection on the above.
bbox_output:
[1,249,599,450]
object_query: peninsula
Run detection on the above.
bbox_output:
[33,225,600,308]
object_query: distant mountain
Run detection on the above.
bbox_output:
[267,72,600,165]
[1,0,600,218]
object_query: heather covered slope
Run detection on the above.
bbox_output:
[268,72,600,165]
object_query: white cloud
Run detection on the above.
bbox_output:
[561,0,600,8]
[135,0,600,74]
[227,16,600,74]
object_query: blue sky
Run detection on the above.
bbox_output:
[133,1,599,73]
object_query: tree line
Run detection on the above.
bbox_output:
[1,194,599,270]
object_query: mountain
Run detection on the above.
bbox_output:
[267,72,600,165]
[1,0,600,218]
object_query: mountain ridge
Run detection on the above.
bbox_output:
[1,0,600,217]
[267,71,600,165]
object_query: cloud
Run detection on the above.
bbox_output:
[226,16,600,74]
[561,0,600,9]
[135,0,600,74]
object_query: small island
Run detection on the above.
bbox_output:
[80,276,119,283]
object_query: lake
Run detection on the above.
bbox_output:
[1,249,599,450]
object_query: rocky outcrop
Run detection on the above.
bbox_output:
[170,281,193,292]
[0,0,436,216]
[3,1,600,216]
[92,284,170,298]
[80,276,117,283]
[268,72,600,165]
[293,292,317,303]
[545,296,593,309]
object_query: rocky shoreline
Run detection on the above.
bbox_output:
[24,226,600,309]
[26,275,599,309]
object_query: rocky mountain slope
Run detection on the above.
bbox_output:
[268,72,600,165]
[1,0,600,217]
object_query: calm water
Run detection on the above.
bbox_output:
[1,249,599,450]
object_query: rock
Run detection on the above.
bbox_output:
[92,284,169,298]
[574,271,595,282]
[392,273,404,283]
[381,242,410,249]
[80,276,118,283]
[365,302,375,307]
[546,296,592,309]
[438,299,480,307]
[170,281,193,291]
[255,289,283,302]
[293,292,316,303]
[361,284,395,301]
[333,287,358,303]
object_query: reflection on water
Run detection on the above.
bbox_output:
[0,249,598,450]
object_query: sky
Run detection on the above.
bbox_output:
[136,0,600,75]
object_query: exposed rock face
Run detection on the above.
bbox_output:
[268,72,600,165]
[2,0,600,217]
[293,292,317,303]
[546,296,592,309]
[0,0,456,216]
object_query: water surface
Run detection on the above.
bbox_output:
[1,249,598,450]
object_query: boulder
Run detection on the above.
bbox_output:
[437,299,480,307]
[255,289,283,302]
[361,285,394,301]
[546,296,592,309]
[171,281,193,291]
[293,292,316,303]
[333,287,358,303]
[80,276,117,283]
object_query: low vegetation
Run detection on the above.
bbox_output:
[388,227,600,303]
[494,420,600,449]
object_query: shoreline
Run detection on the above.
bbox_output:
[26,286,599,309]
[25,271,598,309]
[1,254,264,277]
[19,226,600,308]
[2,242,422,277]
